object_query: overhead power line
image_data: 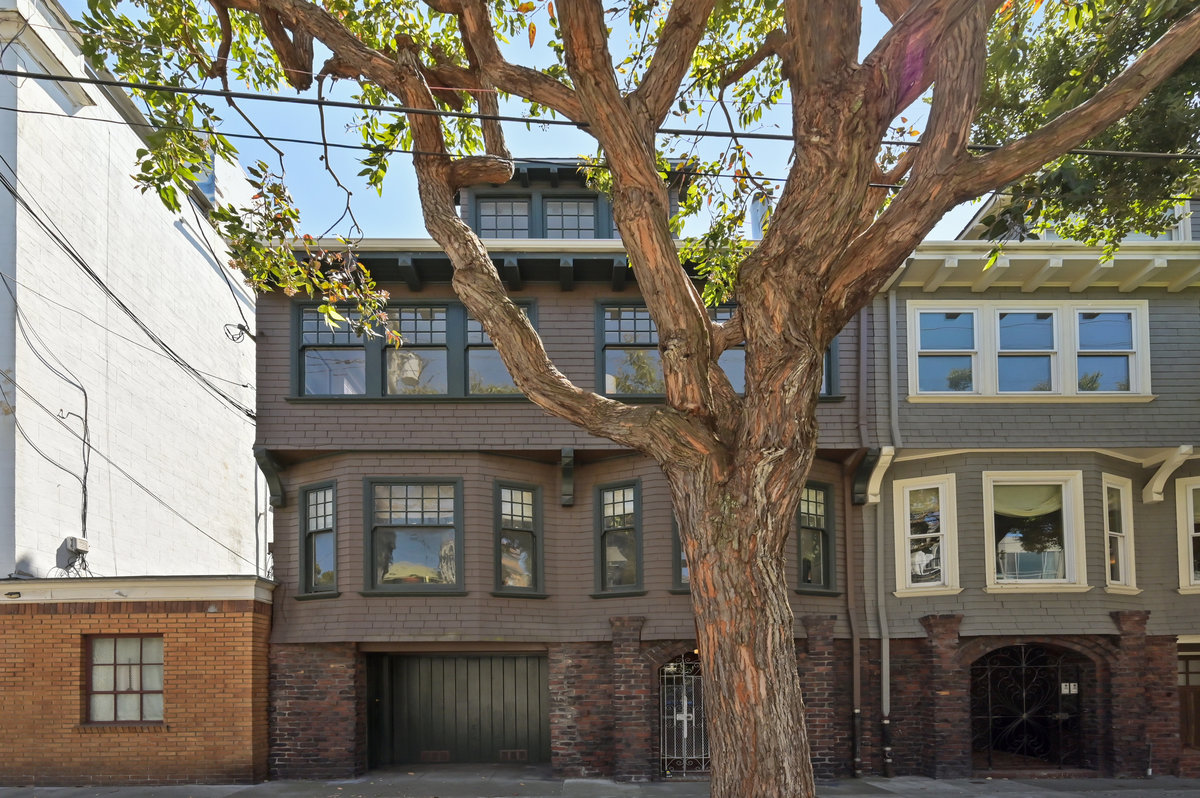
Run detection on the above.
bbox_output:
[3,67,1200,162]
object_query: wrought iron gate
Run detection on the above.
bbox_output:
[970,644,1083,770]
[660,653,710,776]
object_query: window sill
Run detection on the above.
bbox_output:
[78,723,168,733]
[893,586,964,598]
[983,583,1093,593]
[359,589,469,597]
[295,591,341,601]
[907,394,1156,404]
[490,591,549,599]
[668,587,690,595]
[794,587,841,597]
[1177,586,1200,595]
[1104,584,1142,595]
[590,589,647,599]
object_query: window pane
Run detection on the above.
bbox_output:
[500,530,535,588]
[375,527,457,585]
[301,309,363,345]
[799,487,826,530]
[91,694,115,722]
[500,488,535,530]
[799,528,824,586]
[917,355,973,392]
[1109,533,1123,583]
[142,664,164,692]
[116,693,141,721]
[115,663,140,691]
[92,637,114,664]
[141,637,163,664]
[919,312,973,350]
[92,664,114,692]
[479,199,530,238]
[679,546,690,585]
[393,306,448,344]
[909,536,943,585]
[1106,486,1123,534]
[998,312,1054,350]
[311,530,336,590]
[142,693,164,722]
[603,529,638,587]
[718,349,745,394]
[115,638,142,664]
[997,355,1053,392]
[605,349,664,394]
[304,349,366,395]
[602,487,636,529]
[1193,534,1200,583]
[604,307,658,344]
[468,349,519,394]
[373,483,455,525]
[306,487,334,532]
[546,199,596,239]
[1077,355,1130,391]
[1078,312,1133,350]
[386,348,448,395]
[993,484,1065,580]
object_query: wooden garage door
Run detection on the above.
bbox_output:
[367,654,550,766]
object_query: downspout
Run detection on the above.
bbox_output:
[880,288,904,776]
[842,448,867,777]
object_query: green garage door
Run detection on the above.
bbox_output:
[367,654,550,766]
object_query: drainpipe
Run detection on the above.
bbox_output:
[842,448,867,777]
[880,289,904,776]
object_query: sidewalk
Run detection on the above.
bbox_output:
[5,766,1200,798]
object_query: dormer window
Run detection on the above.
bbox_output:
[545,199,596,239]
[478,199,530,238]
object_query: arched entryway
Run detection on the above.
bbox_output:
[659,652,709,776]
[970,644,1094,772]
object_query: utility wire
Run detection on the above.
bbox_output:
[3,67,1200,162]
[0,369,261,571]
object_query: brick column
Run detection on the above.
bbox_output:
[269,643,363,779]
[610,616,652,781]
[799,615,838,777]
[919,613,969,778]
[1110,610,1151,777]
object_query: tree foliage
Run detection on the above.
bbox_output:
[73,1,1200,795]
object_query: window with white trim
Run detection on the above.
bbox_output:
[983,471,1087,590]
[1175,477,1200,593]
[1103,474,1136,590]
[893,474,959,595]
[908,301,1150,398]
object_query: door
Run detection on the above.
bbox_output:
[367,654,550,766]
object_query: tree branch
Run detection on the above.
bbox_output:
[785,0,860,91]
[954,4,1200,197]
[876,0,912,24]
[716,30,785,90]
[627,0,718,132]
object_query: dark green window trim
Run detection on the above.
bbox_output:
[494,481,546,596]
[292,301,535,399]
[470,187,616,239]
[795,481,838,596]
[300,481,337,595]
[595,479,644,595]
[595,301,839,400]
[363,477,465,594]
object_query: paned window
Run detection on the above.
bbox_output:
[496,484,542,594]
[88,636,164,723]
[303,484,336,593]
[597,483,642,592]
[797,483,835,592]
[299,303,532,398]
[909,301,1149,398]
[672,520,690,591]
[893,475,959,595]
[983,471,1086,589]
[369,481,462,591]
[599,304,836,398]
[1103,475,1136,589]
[545,199,596,238]
[478,199,530,238]
[300,308,365,395]
[1174,477,1200,593]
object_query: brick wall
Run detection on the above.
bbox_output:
[549,642,614,777]
[269,642,365,779]
[0,598,270,786]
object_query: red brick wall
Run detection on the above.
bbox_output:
[549,642,614,777]
[269,642,365,779]
[0,599,270,786]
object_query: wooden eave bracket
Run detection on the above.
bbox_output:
[397,256,423,292]
[864,446,896,505]
[1142,444,1194,503]
[611,257,629,291]
[559,257,575,291]
[503,257,523,291]
[253,445,286,508]
[560,447,574,506]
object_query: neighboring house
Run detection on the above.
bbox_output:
[261,158,1200,783]
[0,0,272,785]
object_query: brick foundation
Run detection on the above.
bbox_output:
[0,594,271,786]
[269,642,365,779]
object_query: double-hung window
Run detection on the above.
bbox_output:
[88,636,164,723]
[909,301,1149,398]
[1175,477,1200,594]
[983,471,1088,591]
[302,483,337,594]
[596,482,642,594]
[796,483,836,594]
[367,480,463,592]
[892,475,960,596]
[495,483,543,595]
[299,303,531,398]
[1103,474,1137,593]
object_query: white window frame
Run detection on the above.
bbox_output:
[1175,476,1200,594]
[907,300,1151,401]
[892,474,961,597]
[1102,474,1139,594]
[982,470,1090,593]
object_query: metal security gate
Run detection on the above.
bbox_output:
[970,645,1084,770]
[660,652,710,776]
[367,654,549,767]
